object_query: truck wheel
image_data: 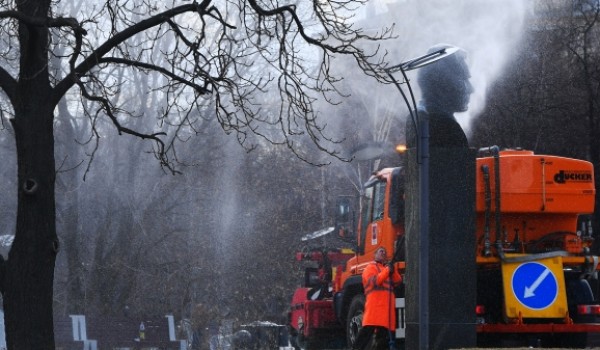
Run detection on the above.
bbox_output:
[346,294,365,349]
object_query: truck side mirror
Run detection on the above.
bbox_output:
[335,196,354,240]
[390,168,405,225]
[336,197,351,223]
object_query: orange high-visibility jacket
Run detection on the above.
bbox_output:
[362,261,402,330]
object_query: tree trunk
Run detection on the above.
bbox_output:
[5,102,57,350]
[2,1,58,348]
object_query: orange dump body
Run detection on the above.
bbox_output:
[475,149,596,255]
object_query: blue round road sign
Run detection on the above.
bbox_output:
[512,262,558,310]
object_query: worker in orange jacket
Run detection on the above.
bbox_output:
[353,247,402,350]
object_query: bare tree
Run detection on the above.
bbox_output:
[561,0,600,240]
[471,0,600,239]
[0,0,392,348]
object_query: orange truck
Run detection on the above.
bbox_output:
[288,147,599,349]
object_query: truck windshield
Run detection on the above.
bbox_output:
[360,180,387,250]
[360,186,373,237]
[372,181,386,221]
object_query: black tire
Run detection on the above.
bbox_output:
[346,294,366,349]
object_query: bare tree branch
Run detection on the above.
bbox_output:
[42,0,394,169]
[53,1,215,102]
[0,10,87,33]
[98,57,210,94]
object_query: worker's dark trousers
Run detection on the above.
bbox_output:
[353,326,392,350]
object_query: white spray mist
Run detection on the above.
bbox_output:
[361,0,533,135]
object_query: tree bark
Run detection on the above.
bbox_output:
[2,1,58,348]
[5,104,57,350]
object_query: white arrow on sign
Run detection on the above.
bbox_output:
[524,267,551,298]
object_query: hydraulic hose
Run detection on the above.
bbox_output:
[478,146,502,256]
[481,164,492,257]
